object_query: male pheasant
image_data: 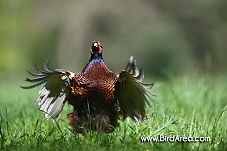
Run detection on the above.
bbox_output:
[22,41,154,133]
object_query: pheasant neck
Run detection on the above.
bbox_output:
[89,54,104,63]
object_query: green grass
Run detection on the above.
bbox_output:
[0,75,227,151]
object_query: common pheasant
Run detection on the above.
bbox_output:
[22,41,154,133]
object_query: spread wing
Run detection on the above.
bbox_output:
[21,62,75,120]
[115,56,154,121]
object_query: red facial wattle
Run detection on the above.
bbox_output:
[90,48,93,54]
[98,41,102,53]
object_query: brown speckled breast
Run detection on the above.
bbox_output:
[72,62,117,101]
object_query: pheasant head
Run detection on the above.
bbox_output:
[89,41,103,61]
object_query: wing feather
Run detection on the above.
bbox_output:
[115,56,154,121]
[21,62,75,120]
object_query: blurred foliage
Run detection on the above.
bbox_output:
[0,0,227,78]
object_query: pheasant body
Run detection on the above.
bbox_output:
[69,59,118,132]
[22,41,154,133]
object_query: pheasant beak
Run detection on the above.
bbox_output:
[98,41,103,53]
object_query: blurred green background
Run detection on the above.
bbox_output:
[1,1,227,150]
[0,0,227,79]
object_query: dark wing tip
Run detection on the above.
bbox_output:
[33,63,41,73]
[20,85,28,89]
[140,82,154,89]
[20,80,46,89]
[20,85,36,89]
[22,63,51,89]
[44,60,54,72]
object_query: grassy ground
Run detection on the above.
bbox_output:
[0,75,227,151]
